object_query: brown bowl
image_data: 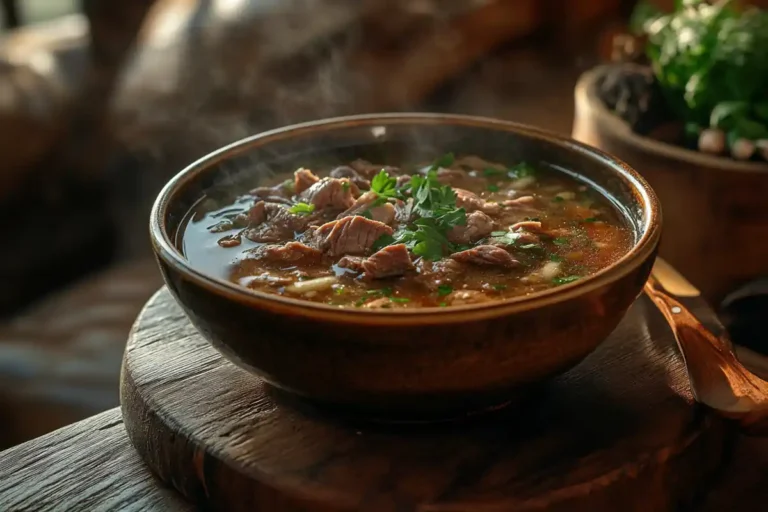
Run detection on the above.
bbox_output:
[150,113,661,420]
[574,66,768,304]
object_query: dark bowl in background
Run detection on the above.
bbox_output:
[149,113,662,420]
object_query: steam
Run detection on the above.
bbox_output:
[106,0,466,259]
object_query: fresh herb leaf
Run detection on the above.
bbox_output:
[437,284,453,297]
[491,230,508,237]
[553,237,570,246]
[508,162,536,178]
[430,152,455,171]
[487,184,500,192]
[549,254,563,262]
[390,297,410,303]
[342,181,351,192]
[552,196,565,203]
[438,302,448,307]
[334,286,345,295]
[361,210,373,219]
[553,275,581,286]
[582,217,598,223]
[493,284,507,291]
[371,170,398,197]
[289,202,316,215]
[282,178,295,192]
[482,167,505,178]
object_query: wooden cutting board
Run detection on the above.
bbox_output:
[121,287,730,511]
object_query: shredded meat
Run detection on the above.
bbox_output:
[337,255,365,273]
[451,245,519,268]
[511,220,543,232]
[329,166,371,190]
[249,183,292,204]
[245,203,321,243]
[349,159,401,179]
[299,177,356,210]
[305,215,394,257]
[337,191,396,225]
[248,241,323,264]
[447,211,494,244]
[360,244,414,279]
[248,201,267,225]
[503,195,537,205]
[294,168,320,194]
[454,188,501,216]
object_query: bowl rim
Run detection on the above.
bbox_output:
[577,65,768,175]
[150,112,662,325]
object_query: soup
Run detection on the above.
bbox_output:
[182,154,633,308]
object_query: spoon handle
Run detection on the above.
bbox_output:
[645,261,768,435]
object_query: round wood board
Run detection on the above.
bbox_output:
[121,287,730,511]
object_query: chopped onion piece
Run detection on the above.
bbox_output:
[540,261,562,280]
[285,276,338,294]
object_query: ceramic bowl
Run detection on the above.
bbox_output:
[150,113,661,420]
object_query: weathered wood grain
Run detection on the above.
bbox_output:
[121,287,730,511]
[0,408,190,511]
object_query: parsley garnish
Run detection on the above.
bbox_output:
[552,196,565,203]
[508,162,536,178]
[553,275,581,286]
[583,217,598,223]
[389,297,410,303]
[491,230,508,237]
[483,167,506,178]
[487,184,500,192]
[334,286,345,295]
[282,179,295,192]
[553,237,570,246]
[342,181,351,192]
[437,284,453,297]
[430,152,455,171]
[493,284,507,291]
[288,202,316,215]
[438,302,448,307]
[371,170,398,198]
[373,166,467,260]
[549,254,563,262]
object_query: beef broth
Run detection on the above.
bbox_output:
[182,154,633,308]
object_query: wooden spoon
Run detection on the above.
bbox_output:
[645,258,768,435]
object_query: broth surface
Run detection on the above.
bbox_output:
[182,155,632,308]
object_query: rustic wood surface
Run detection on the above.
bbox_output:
[120,287,729,511]
[2,407,767,512]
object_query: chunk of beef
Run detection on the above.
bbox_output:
[337,191,396,225]
[306,216,394,257]
[451,245,519,268]
[294,168,320,194]
[418,166,467,185]
[454,188,501,216]
[337,255,365,273]
[245,203,320,243]
[248,201,267,225]
[247,242,323,264]
[510,220,543,232]
[415,258,464,291]
[361,244,414,279]
[299,177,356,210]
[250,182,292,204]
[329,166,371,190]
[447,211,494,244]
[349,159,401,179]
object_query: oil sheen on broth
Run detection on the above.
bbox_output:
[182,154,632,309]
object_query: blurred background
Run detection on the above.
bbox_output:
[0,0,765,449]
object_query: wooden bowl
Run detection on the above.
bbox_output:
[149,113,661,420]
[574,66,768,304]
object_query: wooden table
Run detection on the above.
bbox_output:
[0,407,767,510]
